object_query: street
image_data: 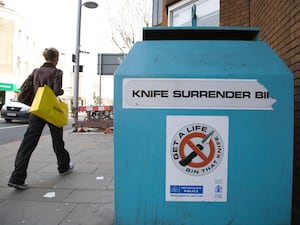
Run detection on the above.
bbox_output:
[0,118,74,145]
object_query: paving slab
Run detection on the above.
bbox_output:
[64,189,114,204]
[53,173,113,189]
[0,200,76,225]
[0,187,73,202]
[59,203,114,225]
[0,132,115,225]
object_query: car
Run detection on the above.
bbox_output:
[0,100,30,122]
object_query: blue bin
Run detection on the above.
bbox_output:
[114,27,294,225]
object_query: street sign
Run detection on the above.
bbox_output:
[72,65,83,72]
[97,53,126,75]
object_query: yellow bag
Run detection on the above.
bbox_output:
[30,85,68,127]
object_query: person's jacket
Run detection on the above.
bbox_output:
[32,63,64,96]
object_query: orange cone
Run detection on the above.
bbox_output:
[104,127,113,134]
[78,126,85,132]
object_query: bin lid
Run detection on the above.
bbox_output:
[143,26,260,41]
[115,27,291,79]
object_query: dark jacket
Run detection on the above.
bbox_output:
[32,63,64,96]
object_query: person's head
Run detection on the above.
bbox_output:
[43,47,59,66]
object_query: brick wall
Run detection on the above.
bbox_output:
[220,0,300,222]
[220,0,250,27]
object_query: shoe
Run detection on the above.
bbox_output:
[8,182,29,190]
[60,162,74,176]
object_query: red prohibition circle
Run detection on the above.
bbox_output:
[179,132,215,168]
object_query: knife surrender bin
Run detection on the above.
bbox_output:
[113,27,294,225]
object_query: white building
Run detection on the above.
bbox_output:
[0,2,81,111]
[0,1,41,108]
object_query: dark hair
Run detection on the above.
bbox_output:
[43,47,59,62]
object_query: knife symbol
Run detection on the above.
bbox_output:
[179,131,214,167]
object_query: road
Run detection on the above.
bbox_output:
[0,118,74,145]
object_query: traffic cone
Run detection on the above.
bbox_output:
[78,124,85,132]
[104,127,113,134]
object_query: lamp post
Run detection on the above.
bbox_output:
[73,0,98,112]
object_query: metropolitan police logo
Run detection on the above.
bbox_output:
[170,123,224,176]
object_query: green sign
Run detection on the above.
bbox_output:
[0,82,20,92]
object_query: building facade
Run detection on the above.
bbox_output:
[153,0,299,222]
[0,2,79,111]
[0,2,41,109]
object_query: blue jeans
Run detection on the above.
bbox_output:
[9,113,70,184]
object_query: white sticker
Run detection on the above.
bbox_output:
[166,116,229,202]
[123,78,276,110]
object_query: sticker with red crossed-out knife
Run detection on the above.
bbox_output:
[170,123,224,176]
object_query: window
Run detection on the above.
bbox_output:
[18,29,21,42]
[26,36,29,48]
[25,61,28,75]
[16,57,21,76]
[168,0,219,27]
[152,0,163,26]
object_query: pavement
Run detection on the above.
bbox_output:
[1,127,300,225]
[0,129,114,225]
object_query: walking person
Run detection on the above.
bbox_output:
[8,47,74,190]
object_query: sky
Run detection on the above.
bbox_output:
[5,0,121,53]
[4,0,149,102]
